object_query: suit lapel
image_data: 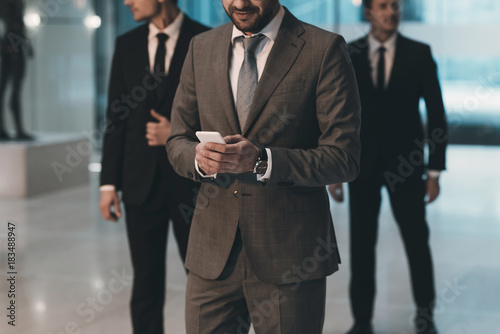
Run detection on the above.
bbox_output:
[132,25,157,110]
[214,23,241,135]
[387,34,405,92]
[358,36,375,92]
[130,25,150,84]
[137,25,150,70]
[169,16,193,79]
[242,9,305,136]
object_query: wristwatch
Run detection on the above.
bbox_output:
[253,147,268,175]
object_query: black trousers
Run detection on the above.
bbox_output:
[348,174,436,324]
[124,166,197,334]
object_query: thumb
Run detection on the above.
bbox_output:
[113,193,122,218]
[150,109,165,122]
[224,134,243,144]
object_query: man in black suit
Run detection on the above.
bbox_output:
[329,0,447,333]
[99,0,208,333]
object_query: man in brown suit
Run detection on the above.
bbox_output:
[166,0,361,332]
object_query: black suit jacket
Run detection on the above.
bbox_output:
[100,16,210,206]
[348,34,447,180]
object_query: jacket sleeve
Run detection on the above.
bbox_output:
[421,45,447,171]
[100,38,128,189]
[266,36,362,187]
[166,38,203,182]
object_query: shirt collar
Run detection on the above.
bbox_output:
[368,32,397,56]
[231,5,285,44]
[148,11,184,41]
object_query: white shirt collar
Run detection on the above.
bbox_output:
[148,11,184,41]
[231,5,285,44]
[368,32,397,56]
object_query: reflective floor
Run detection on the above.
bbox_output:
[0,145,499,334]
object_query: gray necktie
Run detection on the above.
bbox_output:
[236,34,264,129]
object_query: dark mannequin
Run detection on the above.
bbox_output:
[0,0,33,140]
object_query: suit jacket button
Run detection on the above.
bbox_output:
[233,190,239,198]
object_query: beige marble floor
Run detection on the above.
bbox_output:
[0,145,499,334]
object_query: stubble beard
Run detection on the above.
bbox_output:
[225,3,279,34]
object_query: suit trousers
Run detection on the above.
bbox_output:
[185,229,327,334]
[348,174,436,323]
[124,162,195,334]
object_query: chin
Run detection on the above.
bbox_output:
[388,21,399,30]
[233,20,258,34]
[133,14,146,22]
[382,23,398,33]
[237,23,255,33]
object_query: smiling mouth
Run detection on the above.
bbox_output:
[233,10,257,20]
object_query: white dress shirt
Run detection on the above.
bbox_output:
[367,32,441,179]
[368,32,397,89]
[100,14,185,192]
[148,12,184,73]
[195,6,286,182]
[229,6,285,102]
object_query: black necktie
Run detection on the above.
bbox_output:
[154,33,169,74]
[377,46,386,91]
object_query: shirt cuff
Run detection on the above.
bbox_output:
[195,159,217,179]
[100,185,116,192]
[257,148,272,182]
[427,170,441,179]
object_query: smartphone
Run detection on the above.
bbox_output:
[195,131,226,145]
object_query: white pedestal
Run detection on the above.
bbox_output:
[0,133,90,198]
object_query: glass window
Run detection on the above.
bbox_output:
[109,0,500,145]
[178,0,229,27]
[422,0,500,24]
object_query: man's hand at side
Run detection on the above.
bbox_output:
[99,190,122,222]
[195,134,259,175]
[426,177,440,204]
[146,109,171,146]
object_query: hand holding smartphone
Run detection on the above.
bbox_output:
[196,131,226,145]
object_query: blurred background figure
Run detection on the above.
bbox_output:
[329,0,447,333]
[0,0,34,140]
[99,0,208,333]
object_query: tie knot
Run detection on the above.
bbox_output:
[157,33,168,43]
[378,46,386,54]
[241,34,265,54]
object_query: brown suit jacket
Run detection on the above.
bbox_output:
[166,8,361,285]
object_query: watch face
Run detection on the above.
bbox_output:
[255,160,268,174]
